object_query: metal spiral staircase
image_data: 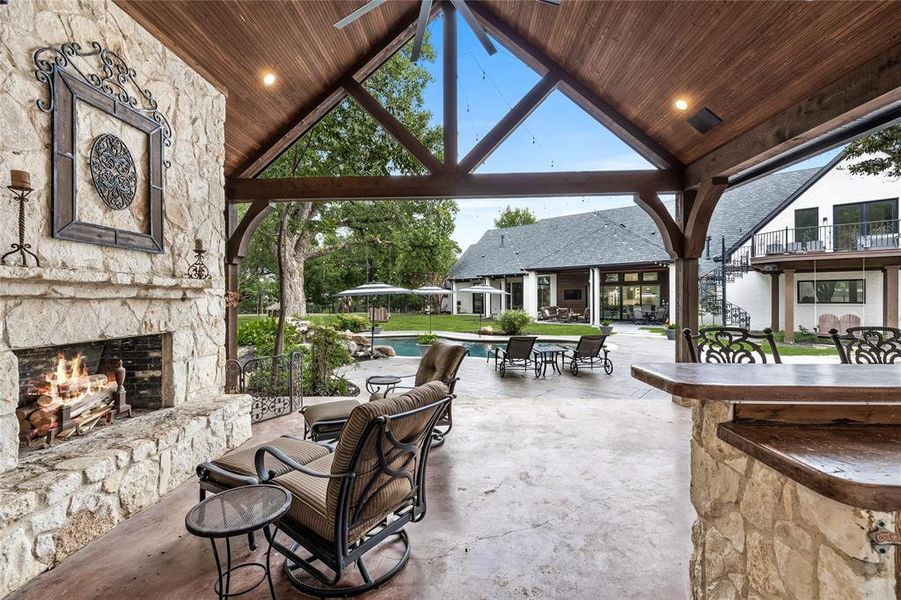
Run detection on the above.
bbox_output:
[699,246,752,328]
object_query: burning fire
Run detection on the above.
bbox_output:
[41,353,101,405]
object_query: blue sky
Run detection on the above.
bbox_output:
[414,14,838,250]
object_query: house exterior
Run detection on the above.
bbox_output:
[449,156,901,335]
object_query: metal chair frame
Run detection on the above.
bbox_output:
[683,327,782,364]
[255,395,451,597]
[565,334,613,375]
[829,326,901,364]
[487,336,539,377]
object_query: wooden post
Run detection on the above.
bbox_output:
[784,269,795,343]
[884,266,899,328]
[443,1,457,168]
[225,261,240,362]
[674,258,699,363]
[770,272,780,331]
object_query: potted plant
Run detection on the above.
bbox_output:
[416,333,437,356]
[665,323,678,340]
[599,319,614,335]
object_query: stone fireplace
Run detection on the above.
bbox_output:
[0,1,252,595]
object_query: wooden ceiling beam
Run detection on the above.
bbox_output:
[232,4,432,178]
[226,200,275,263]
[466,1,683,171]
[634,191,683,259]
[226,169,682,203]
[682,177,729,258]
[458,73,559,173]
[341,76,444,173]
[685,43,901,188]
[443,1,458,168]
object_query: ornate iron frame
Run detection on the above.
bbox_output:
[683,327,782,364]
[829,327,901,364]
[225,352,304,423]
[255,394,451,597]
[34,42,170,252]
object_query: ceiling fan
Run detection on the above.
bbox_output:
[335,0,561,62]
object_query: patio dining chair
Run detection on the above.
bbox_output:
[683,327,782,364]
[254,381,451,597]
[301,341,468,445]
[565,334,613,375]
[486,335,538,377]
[829,326,901,364]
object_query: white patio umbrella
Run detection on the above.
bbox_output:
[412,285,452,333]
[335,282,411,350]
[456,283,509,336]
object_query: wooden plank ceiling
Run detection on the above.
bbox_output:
[116,0,901,178]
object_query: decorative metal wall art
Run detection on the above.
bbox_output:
[34,41,171,253]
[2,170,40,267]
[89,134,137,209]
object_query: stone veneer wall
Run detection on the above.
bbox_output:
[0,0,228,471]
[691,400,897,599]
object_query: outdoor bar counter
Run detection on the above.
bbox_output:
[632,363,901,600]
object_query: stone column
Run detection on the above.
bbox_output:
[523,271,539,317]
[883,267,898,328]
[784,269,795,343]
[451,281,459,315]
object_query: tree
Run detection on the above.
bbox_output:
[842,125,901,178]
[240,35,458,345]
[494,205,537,228]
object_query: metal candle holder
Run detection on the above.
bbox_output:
[186,239,211,280]
[2,170,40,267]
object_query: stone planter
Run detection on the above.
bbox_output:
[665,328,677,340]
[600,325,614,335]
[417,343,432,357]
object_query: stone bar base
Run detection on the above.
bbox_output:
[0,394,251,596]
[691,400,896,599]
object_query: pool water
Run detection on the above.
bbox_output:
[377,336,492,358]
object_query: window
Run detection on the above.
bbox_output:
[507,280,524,310]
[833,198,898,251]
[797,279,865,304]
[536,276,551,308]
[642,272,659,282]
[563,288,582,301]
[624,273,639,282]
[795,207,819,244]
[604,273,619,283]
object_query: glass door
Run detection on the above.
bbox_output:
[601,285,621,320]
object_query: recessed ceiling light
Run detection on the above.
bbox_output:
[262,72,276,87]
[674,98,689,111]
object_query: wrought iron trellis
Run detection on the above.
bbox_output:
[225,352,303,423]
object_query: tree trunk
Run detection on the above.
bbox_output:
[282,252,308,317]
[274,207,290,357]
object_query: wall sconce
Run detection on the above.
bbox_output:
[185,238,211,280]
[2,169,40,267]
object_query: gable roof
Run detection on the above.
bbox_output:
[450,166,822,280]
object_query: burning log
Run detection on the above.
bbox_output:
[54,374,108,398]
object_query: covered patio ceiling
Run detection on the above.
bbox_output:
[116,0,901,184]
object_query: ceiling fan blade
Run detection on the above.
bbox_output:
[410,0,433,62]
[334,0,387,29]
[451,0,497,56]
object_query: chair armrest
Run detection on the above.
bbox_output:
[254,444,352,482]
[196,462,259,487]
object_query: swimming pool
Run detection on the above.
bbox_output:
[376,336,492,358]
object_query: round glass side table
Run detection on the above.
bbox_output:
[365,374,402,395]
[185,484,290,600]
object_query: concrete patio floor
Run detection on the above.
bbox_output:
[12,334,694,599]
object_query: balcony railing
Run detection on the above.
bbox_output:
[751,219,901,259]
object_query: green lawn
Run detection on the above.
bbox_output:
[638,326,836,357]
[238,313,599,336]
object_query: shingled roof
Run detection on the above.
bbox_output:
[449,167,822,280]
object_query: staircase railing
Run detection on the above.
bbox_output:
[699,245,751,329]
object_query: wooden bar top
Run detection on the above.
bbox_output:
[719,423,901,511]
[631,363,901,404]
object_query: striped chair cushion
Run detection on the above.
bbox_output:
[211,436,329,482]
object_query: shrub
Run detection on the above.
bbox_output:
[667,323,678,330]
[305,323,353,396]
[332,313,370,333]
[237,317,303,356]
[417,334,438,345]
[772,329,820,344]
[601,319,612,327]
[497,309,533,335]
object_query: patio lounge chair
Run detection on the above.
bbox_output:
[301,341,468,444]
[255,381,451,597]
[829,326,901,364]
[817,313,840,334]
[683,327,781,364]
[487,335,538,377]
[565,334,612,375]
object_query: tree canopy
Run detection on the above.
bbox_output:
[494,205,537,228]
[843,125,901,179]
